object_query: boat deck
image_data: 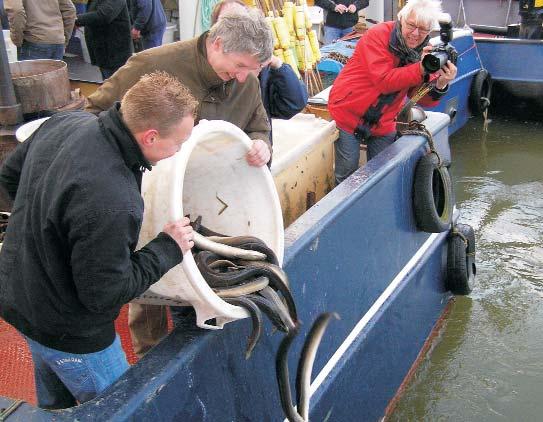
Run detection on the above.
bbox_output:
[0,306,162,404]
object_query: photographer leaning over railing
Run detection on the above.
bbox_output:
[328,0,457,185]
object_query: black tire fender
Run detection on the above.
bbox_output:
[413,152,454,233]
[469,69,492,116]
[446,223,477,295]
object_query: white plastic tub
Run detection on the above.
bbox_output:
[135,120,284,329]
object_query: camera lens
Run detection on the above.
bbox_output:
[422,51,448,73]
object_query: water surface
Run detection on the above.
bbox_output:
[389,108,543,421]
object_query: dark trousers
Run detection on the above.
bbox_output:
[141,28,165,50]
[100,66,120,80]
[334,128,397,185]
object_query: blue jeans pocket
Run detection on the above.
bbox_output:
[52,356,98,403]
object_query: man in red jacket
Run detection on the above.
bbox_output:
[328,0,457,185]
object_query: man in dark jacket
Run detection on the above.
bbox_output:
[315,0,369,44]
[127,0,166,50]
[76,0,133,79]
[0,72,197,409]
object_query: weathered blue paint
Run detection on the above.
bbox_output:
[1,113,456,421]
[475,37,543,102]
[424,30,484,135]
[476,38,543,84]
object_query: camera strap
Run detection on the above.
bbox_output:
[354,92,399,142]
[397,82,433,118]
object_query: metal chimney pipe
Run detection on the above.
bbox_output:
[0,18,23,126]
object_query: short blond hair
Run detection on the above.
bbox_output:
[120,71,197,135]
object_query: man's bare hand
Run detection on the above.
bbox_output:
[347,4,357,13]
[131,28,141,40]
[246,139,271,167]
[163,217,194,254]
[269,54,283,69]
[334,4,347,13]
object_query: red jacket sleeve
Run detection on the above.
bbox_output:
[360,28,425,94]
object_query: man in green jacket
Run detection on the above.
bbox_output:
[85,9,274,358]
[86,9,273,168]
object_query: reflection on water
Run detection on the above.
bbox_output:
[389,111,543,421]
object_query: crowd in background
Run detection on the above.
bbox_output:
[1,0,170,78]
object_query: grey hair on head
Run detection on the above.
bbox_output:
[397,0,443,29]
[208,8,273,63]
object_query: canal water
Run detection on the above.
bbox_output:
[389,103,543,421]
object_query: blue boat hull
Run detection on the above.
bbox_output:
[475,37,543,103]
[0,113,456,421]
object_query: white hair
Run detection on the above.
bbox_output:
[397,0,443,29]
[208,8,273,63]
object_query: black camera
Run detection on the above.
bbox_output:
[421,14,458,73]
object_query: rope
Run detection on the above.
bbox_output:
[409,83,433,105]
[399,121,443,166]
[456,0,468,28]
[451,227,468,247]
[482,104,490,133]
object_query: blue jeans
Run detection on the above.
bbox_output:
[334,128,397,185]
[100,67,117,80]
[323,26,353,45]
[17,41,64,60]
[142,29,165,50]
[25,335,129,409]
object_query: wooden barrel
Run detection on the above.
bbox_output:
[9,60,71,115]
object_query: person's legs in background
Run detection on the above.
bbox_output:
[128,303,169,359]
[17,41,64,61]
[323,25,343,44]
[99,67,116,80]
[323,26,354,44]
[334,128,362,185]
[142,29,165,50]
[365,132,397,161]
[339,26,354,38]
[25,335,129,408]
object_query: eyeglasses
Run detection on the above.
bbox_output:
[403,20,431,35]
